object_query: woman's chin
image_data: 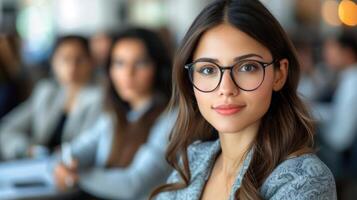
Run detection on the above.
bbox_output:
[211,124,245,135]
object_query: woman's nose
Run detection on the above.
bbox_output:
[123,64,136,77]
[218,70,239,96]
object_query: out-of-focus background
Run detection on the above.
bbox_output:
[0,0,356,199]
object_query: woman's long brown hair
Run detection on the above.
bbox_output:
[150,0,315,199]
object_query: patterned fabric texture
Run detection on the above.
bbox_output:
[155,139,337,200]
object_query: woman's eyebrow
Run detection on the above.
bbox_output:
[193,53,264,63]
[193,57,218,63]
[233,53,263,62]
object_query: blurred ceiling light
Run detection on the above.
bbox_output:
[338,0,357,26]
[322,0,341,26]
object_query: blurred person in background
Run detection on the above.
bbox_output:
[0,33,31,119]
[0,35,103,160]
[313,31,357,177]
[90,31,113,81]
[294,35,336,102]
[54,27,176,200]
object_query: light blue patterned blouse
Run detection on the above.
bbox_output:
[156,139,337,200]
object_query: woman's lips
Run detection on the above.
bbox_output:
[212,104,245,115]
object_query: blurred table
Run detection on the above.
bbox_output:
[0,157,62,200]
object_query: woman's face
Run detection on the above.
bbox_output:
[110,38,156,105]
[52,40,92,87]
[192,23,287,134]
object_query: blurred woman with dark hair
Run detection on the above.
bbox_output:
[54,27,176,200]
[0,35,103,160]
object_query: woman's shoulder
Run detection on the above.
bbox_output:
[187,140,219,163]
[261,153,337,200]
[79,84,105,104]
[32,78,57,95]
[155,140,220,200]
[186,140,220,177]
[94,112,114,130]
[27,79,59,104]
[165,140,219,182]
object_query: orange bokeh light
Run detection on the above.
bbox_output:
[338,0,357,26]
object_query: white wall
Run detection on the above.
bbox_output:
[54,0,122,35]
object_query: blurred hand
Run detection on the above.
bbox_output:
[54,160,79,191]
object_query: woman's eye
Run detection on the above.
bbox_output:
[239,64,258,72]
[135,60,149,68]
[197,66,217,75]
[112,60,124,68]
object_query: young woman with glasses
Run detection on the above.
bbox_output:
[150,0,337,199]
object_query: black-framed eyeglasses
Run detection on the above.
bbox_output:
[184,59,276,92]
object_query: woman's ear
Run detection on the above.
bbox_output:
[273,58,288,91]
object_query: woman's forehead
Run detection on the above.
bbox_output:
[192,23,272,64]
[113,39,148,54]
